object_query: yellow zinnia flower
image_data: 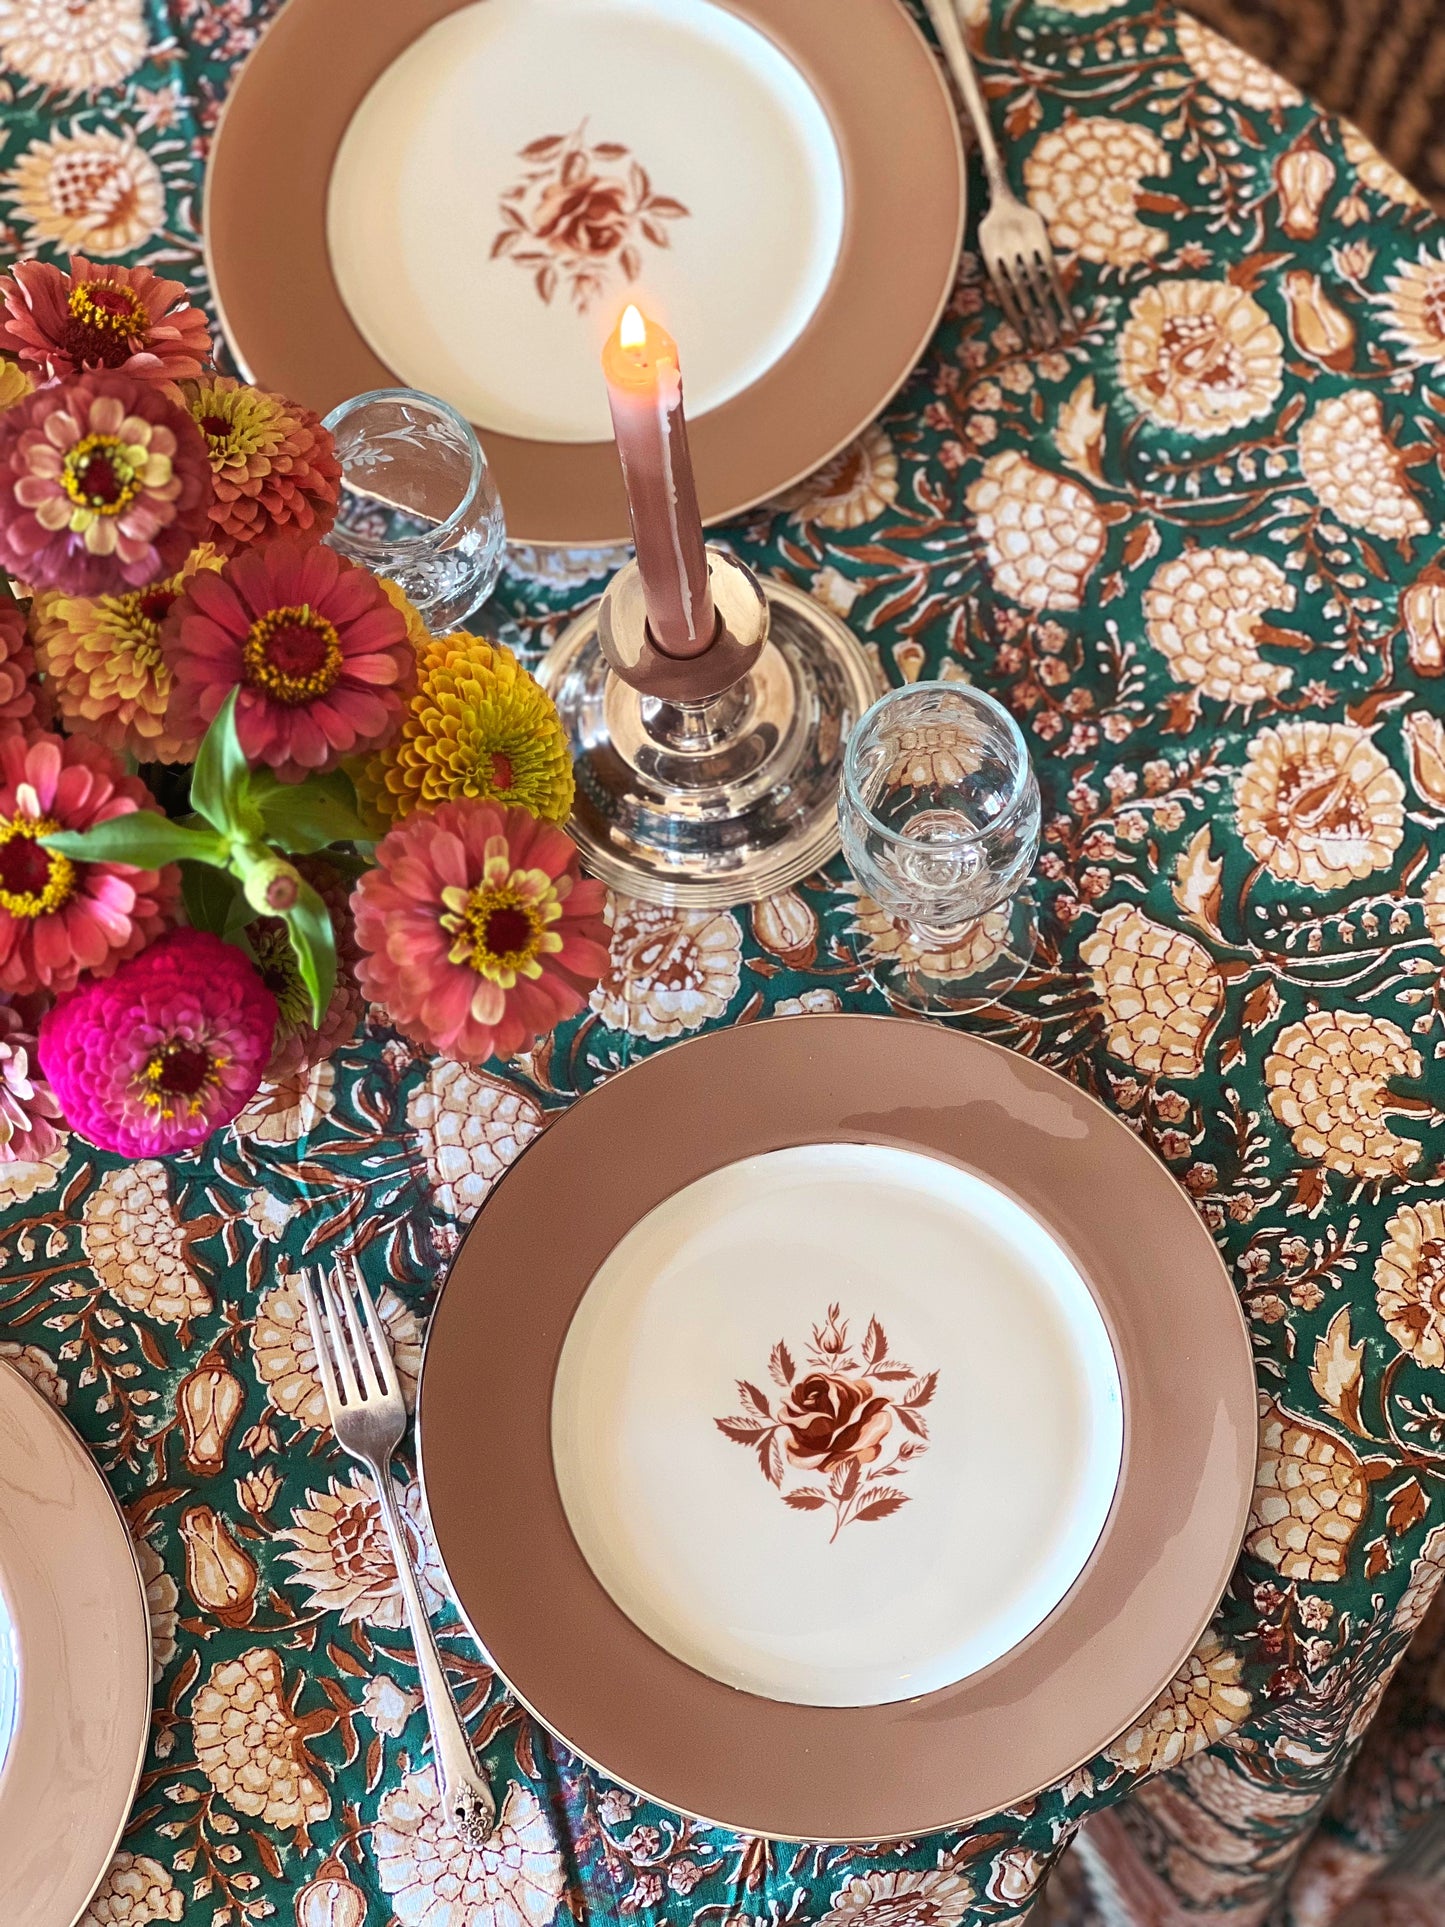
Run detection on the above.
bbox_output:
[361,590,574,828]
[0,359,35,416]
[31,543,224,764]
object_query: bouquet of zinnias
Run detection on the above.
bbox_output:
[0,255,606,1164]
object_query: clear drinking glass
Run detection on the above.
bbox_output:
[839,681,1042,1013]
[322,389,506,631]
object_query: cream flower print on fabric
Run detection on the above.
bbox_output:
[277,1475,446,1626]
[1173,14,1301,109]
[136,1531,178,1680]
[1265,1011,1424,1181]
[233,1058,336,1146]
[1022,119,1169,268]
[407,1059,544,1223]
[79,1852,183,1927]
[1248,1402,1367,1582]
[2,128,165,257]
[0,1339,64,1405]
[850,889,1010,978]
[362,1673,422,1737]
[590,898,742,1040]
[373,1774,566,1927]
[252,1274,422,1429]
[1375,1204,1445,1371]
[1080,903,1223,1077]
[0,1137,67,1207]
[1117,282,1284,437]
[0,0,149,94]
[1340,121,1428,207]
[965,451,1107,610]
[1143,548,1295,707]
[822,1866,976,1927]
[1297,391,1428,541]
[1425,857,1445,950]
[192,1648,331,1836]
[776,425,898,530]
[1377,244,1445,369]
[1235,722,1404,891]
[81,1162,211,1327]
[1106,1632,1251,1773]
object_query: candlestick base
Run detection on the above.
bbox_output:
[537,556,879,909]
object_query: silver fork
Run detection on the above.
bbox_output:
[923,0,1074,349]
[303,1259,497,1846]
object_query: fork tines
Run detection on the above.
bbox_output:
[301,1257,401,1415]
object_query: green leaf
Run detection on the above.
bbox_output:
[278,877,337,1027]
[190,689,260,837]
[44,815,227,870]
[255,769,375,854]
[179,861,252,942]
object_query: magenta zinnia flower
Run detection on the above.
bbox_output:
[0,256,213,383]
[0,371,213,596]
[162,539,414,778]
[353,801,608,1064]
[38,929,277,1157]
[0,730,177,996]
[0,997,63,1165]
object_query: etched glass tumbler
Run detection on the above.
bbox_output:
[839,682,1041,1012]
[322,389,505,631]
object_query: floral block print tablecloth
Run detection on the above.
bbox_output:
[5,2,1445,1925]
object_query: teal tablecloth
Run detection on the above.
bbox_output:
[3,3,1445,1923]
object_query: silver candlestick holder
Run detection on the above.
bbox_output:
[536,546,878,908]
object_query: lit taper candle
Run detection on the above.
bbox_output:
[602,304,716,658]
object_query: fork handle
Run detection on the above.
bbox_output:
[922,0,1011,199]
[372,1462,498,1845]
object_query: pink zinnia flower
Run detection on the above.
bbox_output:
[0,598,50,731]
[162,539,414,779]
[0,370,213,596]
[0,997,63,1165]
[38,929,277,1157]
[0,256,213,383]
[0,730,177,996]
[353,801,608,1064]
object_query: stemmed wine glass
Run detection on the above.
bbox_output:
[839,681,1041,1013]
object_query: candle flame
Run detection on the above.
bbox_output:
[618,303,647,351]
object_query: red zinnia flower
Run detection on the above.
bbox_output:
[0,730,177,996]
[0,256,213,383]
[0,371,213,596]
[0,599,49,732]
[352,801,608,1064]
[162,540,414,778]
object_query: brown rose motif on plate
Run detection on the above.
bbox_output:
[714,1304,937,1540]
[491,121,690,312]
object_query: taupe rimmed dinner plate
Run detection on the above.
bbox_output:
[418,1015,1256,1841]
[0,1362,152,1926]
[204,0,965,546]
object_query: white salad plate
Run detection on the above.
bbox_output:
[552,1142,1125,1708]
